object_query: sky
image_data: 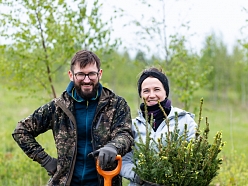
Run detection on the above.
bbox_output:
[1,0,247,56]
[102,0,248,56]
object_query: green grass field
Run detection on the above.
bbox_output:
[1,84,248,185]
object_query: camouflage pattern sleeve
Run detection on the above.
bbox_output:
[12,101,55,164]
[109,97,134,156]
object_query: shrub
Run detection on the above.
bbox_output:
[133,98,225,186]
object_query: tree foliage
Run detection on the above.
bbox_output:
[127,0,169,63]
[163,34,212,110]
[0,0,118,98]
[200,33,248,106]
[124,0,213,111]
[237,8,248,105]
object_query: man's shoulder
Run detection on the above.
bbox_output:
[53,91,73,108]
[102,87,127,101]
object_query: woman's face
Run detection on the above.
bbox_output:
[140,77,167,106]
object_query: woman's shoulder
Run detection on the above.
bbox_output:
[170,106,185,114]
[169,106,195,119]
[132,110,146,127]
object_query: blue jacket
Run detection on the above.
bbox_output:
[66,81,100,185]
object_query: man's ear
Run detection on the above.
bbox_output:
[68,70,74,81]
[98,69,103,80]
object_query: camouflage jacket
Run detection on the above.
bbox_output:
[12,87,133,186]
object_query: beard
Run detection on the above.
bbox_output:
[74,80,99,100]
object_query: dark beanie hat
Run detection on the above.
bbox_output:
[137,68,169,97]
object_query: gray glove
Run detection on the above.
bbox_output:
[98,144,117,169]
[41,155,57,176]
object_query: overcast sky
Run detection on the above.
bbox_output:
[1,0,247,56]
[103,0,248,55]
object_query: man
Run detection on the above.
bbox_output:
[12,49,133,186]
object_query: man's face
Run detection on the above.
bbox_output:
[68,62,102,99]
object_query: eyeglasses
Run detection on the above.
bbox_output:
[74,71,99,81]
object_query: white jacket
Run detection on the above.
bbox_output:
[120,106,198,186]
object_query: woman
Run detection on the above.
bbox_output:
[120,67,198,186]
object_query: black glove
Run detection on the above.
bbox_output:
[142,183,152,186]
[98,144,117,169]
[41,155,57,176]
[134,173,144,185]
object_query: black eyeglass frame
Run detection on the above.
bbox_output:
[73,71,99,81]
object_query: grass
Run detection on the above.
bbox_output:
[0,85,56,186]
[1,83,248,185]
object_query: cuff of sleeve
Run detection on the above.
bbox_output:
[33,150,48,164]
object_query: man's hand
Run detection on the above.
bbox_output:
[98,144,117,169]
[41,155,57,176]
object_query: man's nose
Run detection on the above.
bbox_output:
[83,75,91,82]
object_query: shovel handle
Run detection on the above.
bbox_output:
[96,155,122,186]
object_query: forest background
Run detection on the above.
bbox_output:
[0,0,248,185]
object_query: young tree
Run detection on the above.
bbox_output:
[125,0,212,110]
[238,8,248,106]
[0,0,118,99]
[200,34,241,102]
[165,34,212,110]
[125,0,170,63]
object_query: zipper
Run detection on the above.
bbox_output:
[90,99,108,150]
[95,114,103,129]
[90,100,108,186]
[66,100,89,185]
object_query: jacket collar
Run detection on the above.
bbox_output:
[66,81,102,102]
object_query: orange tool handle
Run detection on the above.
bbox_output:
[96,155,122,186]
